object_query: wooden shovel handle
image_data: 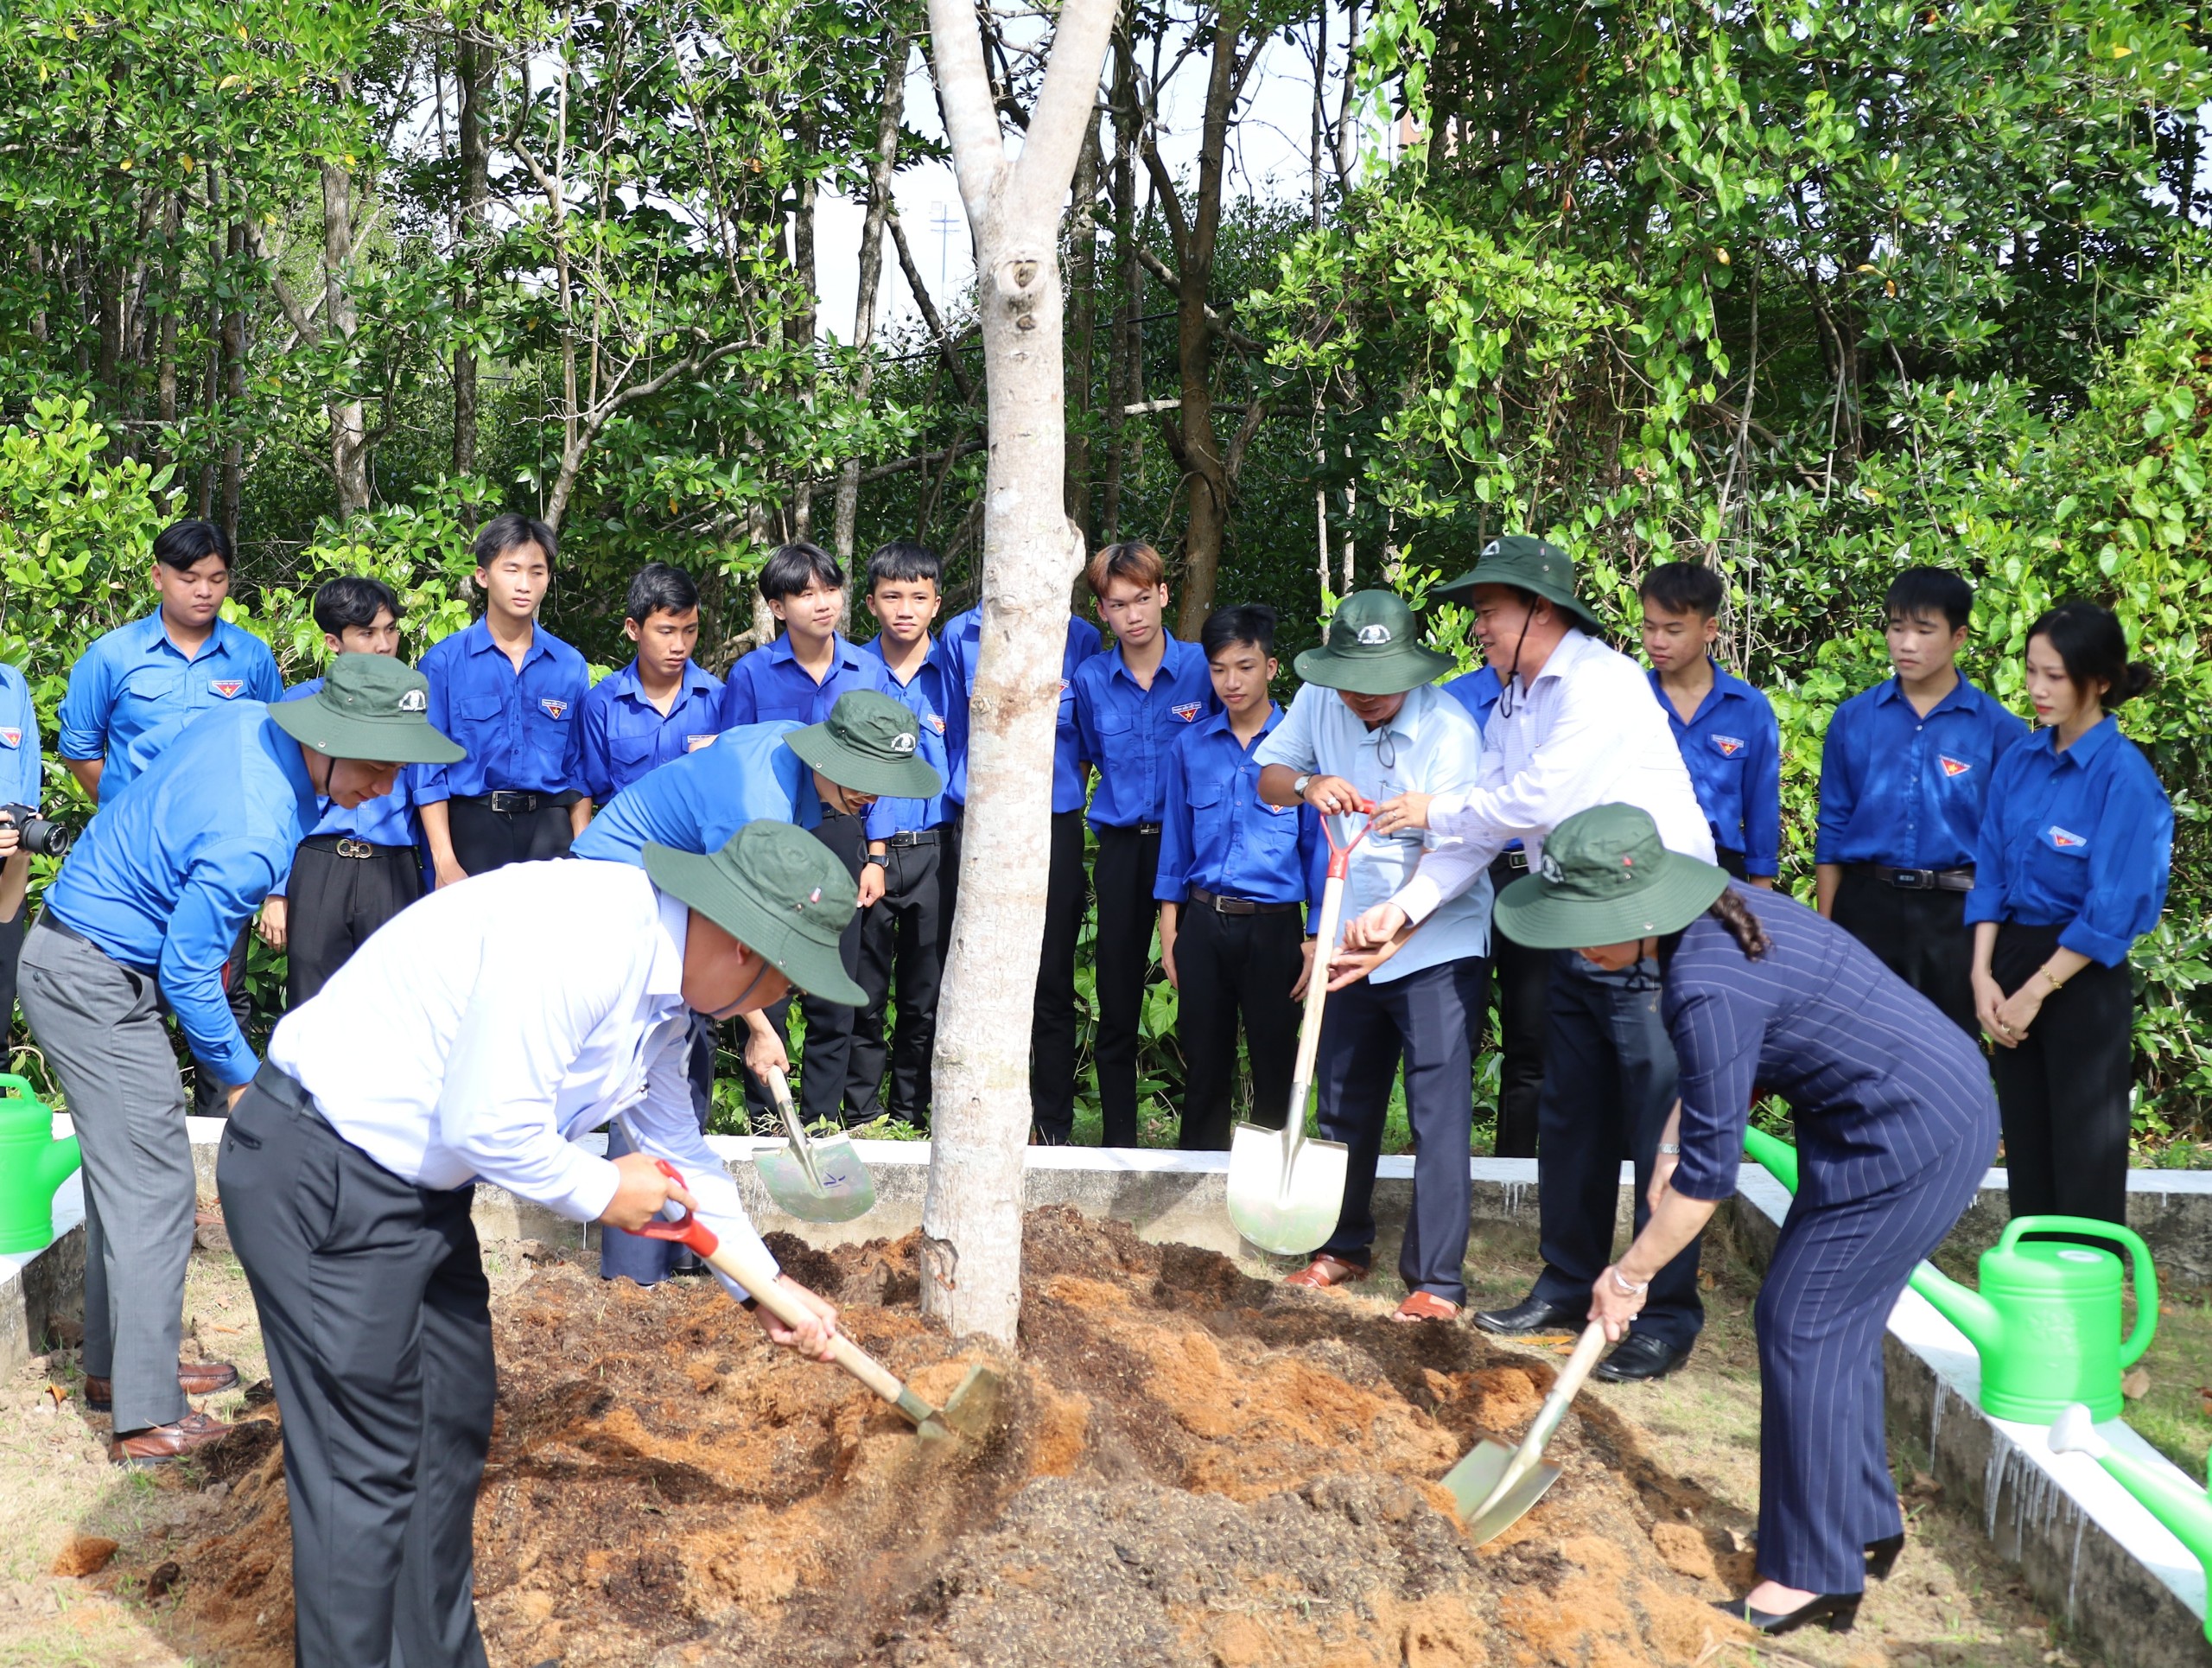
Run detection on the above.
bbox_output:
[1517,1321,1609,1464]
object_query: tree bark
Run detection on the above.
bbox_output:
[1099,22,1136,544]
[790,112,820,544]
[323,140,370,517]
[1064,105,1103,532]
[453,22,491,484]
[834,32,909,565]
[921,0,1117,1346]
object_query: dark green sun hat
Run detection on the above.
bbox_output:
[1292,591,1456,696]
[1433,534,1607,638]
[645,820,867,1005]
[1492,804,1729,949]
[266,652,464,765]
[785,690,944,799]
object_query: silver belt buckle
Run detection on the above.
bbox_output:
[335,837,375,860]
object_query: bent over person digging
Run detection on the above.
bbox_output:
[216,820,866,1668]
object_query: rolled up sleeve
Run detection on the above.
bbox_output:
[56,648,115,764]
[2062,779,2173,966]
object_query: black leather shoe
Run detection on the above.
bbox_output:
[1470,1296,1583,1336]
[1714,1591,1860,1635]
[1592,1333,1691,1382]
[1865,1532,1905,1580]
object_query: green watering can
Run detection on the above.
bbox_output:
[1742,1127,2156,1423]
[0,1074,79,1255]
[2049,1404,2212,1643]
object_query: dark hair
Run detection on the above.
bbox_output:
[153,519,232,575]
[759,540,844,602]
[625,561,699,623]
[1640,562,1723,620]
[866,541,942,591]
[1085,539,1166,597]
[312,575,399,639]
[474,511,557,570]
[1708,888,1770,960]
[1201,603,1277,660]
[1884,566,1972,633]
[2026,601,2156,709]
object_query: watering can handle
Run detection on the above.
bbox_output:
[1998,1214,2159,1369]
[0,1074,36,1098]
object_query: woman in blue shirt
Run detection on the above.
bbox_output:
[1966,602,2171,1228]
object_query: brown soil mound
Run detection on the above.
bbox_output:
[135,1208,1738,1665]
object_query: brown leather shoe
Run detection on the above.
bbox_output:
[83,1360,240,1412]
[109,1410,232,1467]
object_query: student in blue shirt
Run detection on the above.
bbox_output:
[255,577,426,1008]
[931,596,1104,1143]
[0,662,41,1045]
[577,563,723,806]
[1154,606,1321,1151]
[416,513,593,884]
[1967,603,2171,1229]
[1641,562,1781,883]
[16,657,459,1464]
[1071,541,1220,1147]
[850,543,956,1129]
[1815,567,2028,1036]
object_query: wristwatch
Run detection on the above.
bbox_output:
[1292,773,1314,798]
[864,853,889,869]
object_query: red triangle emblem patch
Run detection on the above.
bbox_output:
[0,729,19,748]
[1711,735,1745,757]
[1939,754,1971,777]
[209,679,244,699]
[1172,703,1202,722]
[539,697,569,720]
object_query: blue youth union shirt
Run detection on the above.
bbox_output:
[415,618,590,802]
[0,664,41,810]
[933,607,1105,812]
[1965,716,2172,967]
[268,677,418,896]
[1815,675,2028,871]
[1154,705,1322,915]
[1442,665,1503,737]
[43,700,318,1086]
[1649,661,1783,876]
[861,636,954,837]
[570,720,819,867]
[58,612,282,801]
[578,659,724,803]
[717,633,894,729]
[1072,632,1219,828]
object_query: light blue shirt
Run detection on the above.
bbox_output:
[0,664,41,809]
[569,720,820,867]
[1253,682,1492,981]
[58,612,283,800]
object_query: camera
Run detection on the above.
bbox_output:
[0,805,71,859]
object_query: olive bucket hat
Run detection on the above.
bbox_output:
[644,820,868,1005]
[1433,535,1607,638]
[785,689,944,799]
[1492,803,1730,950]
[1292,591,1457,696]
[267,652,464,765]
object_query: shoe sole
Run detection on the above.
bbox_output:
[1470,1315,1579,1337]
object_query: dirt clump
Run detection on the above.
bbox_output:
[130,1207,1736,1665]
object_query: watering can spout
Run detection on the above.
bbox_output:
[1907,1259,2001,1355]
[2050,1402,2212,1639]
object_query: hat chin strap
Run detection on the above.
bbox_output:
[1497,608,1537,720]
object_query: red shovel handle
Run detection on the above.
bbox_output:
[1324,799,1377,882]
[632,1157,721,1257]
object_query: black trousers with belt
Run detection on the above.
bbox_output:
[852,833,946,1126]
[1030,809,1091,1143]
[285,839,425,1008]
[1831,868,1979,1038]
[445,796,575,875]
[1090,822,1163,1148]
[743,811,868,1126]
[1173,898,1305,1151]
[1475,852,1551,1158]
[1990,920,2134,1227]
[219,1064,493,1668]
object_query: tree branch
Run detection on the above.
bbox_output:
[887,212,981,405]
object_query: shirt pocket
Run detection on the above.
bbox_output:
[119,666,181,711]
[525,693,573,764]
[610,728,659,774]
[458,691,506,729]
[2024,820,2093,904]
[1188,776,1230,845]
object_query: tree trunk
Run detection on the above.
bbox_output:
[834,32,909,565]
[790,114,819,544]
[921,0,1118,1346]
[220,210,246,547]
[1063,106,1102,532]
[1100,24,1135,544]
[323,146,370,517]
[453,22,491,484]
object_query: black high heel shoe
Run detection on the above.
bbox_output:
[1713,1591,1861,1636]
[1865,1532,1905,1581]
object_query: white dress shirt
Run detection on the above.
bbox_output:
[1254,681,1491,979]
[268,859,776,1300]
[1397,630,1716,926]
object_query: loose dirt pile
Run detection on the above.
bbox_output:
[130,1209,1746,1665]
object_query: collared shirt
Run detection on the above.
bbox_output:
[1815,674,2028,870]
[1071,632,1219,827]
[415,617,591,802]
[269,676,417,899]
[1649,660,1783,876]
[717,632,894,730]
[0,664,41,810]
[44,701,317,1087]
[268,861,777,1302]
[860,636,954,835]
[933,607,1105,812]
[1255,682,1491,980]
[1964,716,2171,967]
[577,659,724,804]
[1409,630,1716,923]
[1154,705,1322,914]
[58,612,282,800]
[570,720,818,867]
[1442,666,1503,736]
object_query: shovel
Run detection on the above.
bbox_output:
[639,1160,998,1442]
[752,1066,877,1225]
[1224,804,1371,1257]
[1444,1321,1609,1543]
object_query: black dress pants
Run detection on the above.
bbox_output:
[1831,869,1979,1038]
[1991,920,2133,1227]
[1475,852,1550,1158]
[188,922,254,1118]
[219,1065,493,1668]
[445,798,575,874]
[1030,809,1090,1143]
[0,904,23,1045]
[744,811,867,1126]
[1173,902,1304,1150]
[284,841,425,1008]
[1090,822,1162,1148]
[852,834,946,1125]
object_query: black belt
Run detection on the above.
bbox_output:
[457,790,553,815]
[883,829,941,848]
[1497,849,1529,872]
[1133,821,1163,837]
[302,834,413,860]
[1848,863,1975,894]
[35,911,156,977]
[1190,888,1301,917]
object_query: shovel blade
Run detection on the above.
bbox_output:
[754,1133,878,1225]
[1443,1438,1563,1544]
[1224,1120,1350,1257]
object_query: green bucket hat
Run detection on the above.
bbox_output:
[1433,535,1607,638]
[266,652,464,765]
[1293,591,1457,696]
[1492,803,1730,949]
[644,821,868,1006]
[785,690,944,799]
